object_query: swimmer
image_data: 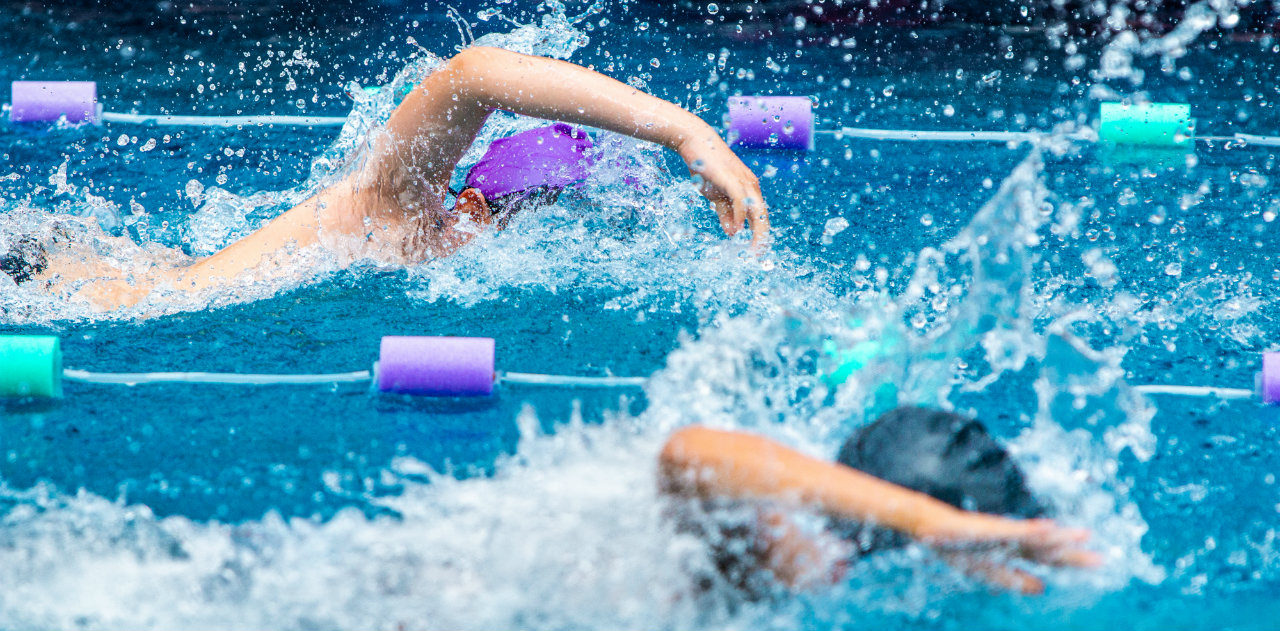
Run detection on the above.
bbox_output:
[660,407,1100,596]
[4,47,768,309]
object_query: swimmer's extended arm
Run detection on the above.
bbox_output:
[49,47,767,311]
[658,426,1100,594]
[373,46,769,246]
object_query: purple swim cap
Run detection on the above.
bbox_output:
[464,122,594,200]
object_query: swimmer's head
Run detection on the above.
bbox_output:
[830,406,1044,553]
[837,406,1044,518]
[454,123,594,229]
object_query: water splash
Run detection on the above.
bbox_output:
[1094,0,1250,88]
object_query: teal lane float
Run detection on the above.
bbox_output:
[0,335,62,398]
[1097,102,1194,147]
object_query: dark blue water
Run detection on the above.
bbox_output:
[1,1,1279,629]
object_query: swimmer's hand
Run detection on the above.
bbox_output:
[677,131,771,249]
[916,512,1102,594]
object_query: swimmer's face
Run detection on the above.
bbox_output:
[454,187,494,230]
[456,185,563,232]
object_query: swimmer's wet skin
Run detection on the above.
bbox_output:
[659,407,1101,595]
[31,46,769,311]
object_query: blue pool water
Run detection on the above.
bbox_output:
[1,1,1279,628]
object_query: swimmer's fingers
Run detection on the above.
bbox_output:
[939,551,1045,595]
[731,175,770,250]
[709,197,738,237]
[703,177,769,248]
[742,194,770,250]
[924,516,1100,568]
[1016,530,1102,569]
[1038,547,1104,568]
[1001,520,1100,568]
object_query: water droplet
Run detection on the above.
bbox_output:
[185,179,204,202]
[1164,262,1183,276]
[707,2,718,14]
[882,84,895,97]
[821,217,850,244]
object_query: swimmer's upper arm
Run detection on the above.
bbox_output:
[362,50,499,204]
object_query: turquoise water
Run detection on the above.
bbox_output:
[1,1,1279,629]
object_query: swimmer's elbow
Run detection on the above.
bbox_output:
[445,46,506,81]
[660,426,740,497]
[437,46,511,107]
[659,425,720,470]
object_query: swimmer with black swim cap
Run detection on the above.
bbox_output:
[0,237,48,285]
[659,406,1099,595]
[22,47,767,310]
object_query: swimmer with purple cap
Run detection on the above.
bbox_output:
[11,47,767,310]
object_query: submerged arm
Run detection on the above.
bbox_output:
[658,426,1099,593]
[373,46,769,245]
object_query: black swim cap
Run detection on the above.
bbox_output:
[836,406,1043,518]
[0,237,48,284]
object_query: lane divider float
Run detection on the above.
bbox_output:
[726,95,1280,150]
[2,334,1276,406]
[11,82,1280,150]
[7,80,354,128]
[0,335,646,399]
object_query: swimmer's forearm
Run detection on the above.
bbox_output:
[658,426,958,538]
[449,47,715,150]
